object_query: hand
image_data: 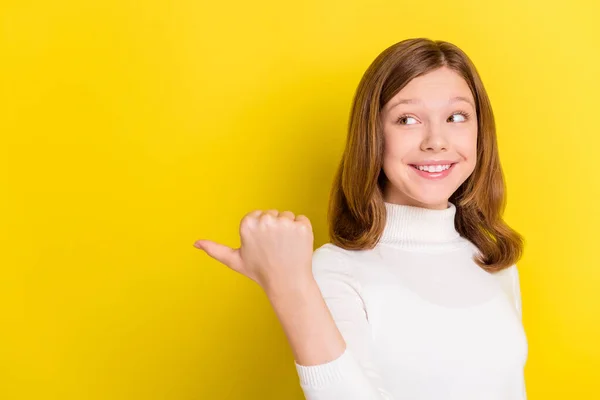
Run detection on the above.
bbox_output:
[193,209,314,291]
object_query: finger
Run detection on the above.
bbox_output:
[294,214,312,228]
[243,210,263,219]
[258,209,279,224]
[194,240,243,272]
[295,214,310,223]
[279,210,296,220]
[240,210,263,236]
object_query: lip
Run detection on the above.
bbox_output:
[409,162,457,180]
[410,160,458,166]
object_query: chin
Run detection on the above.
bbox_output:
[409,193,452,209]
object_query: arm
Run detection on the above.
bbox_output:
[193,211,391,399]
[267,245,392,400]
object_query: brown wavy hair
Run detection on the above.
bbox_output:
[328,38,523,273]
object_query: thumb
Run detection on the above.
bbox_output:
[194,240,243,272]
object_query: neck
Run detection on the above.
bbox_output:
[378,200,461,249]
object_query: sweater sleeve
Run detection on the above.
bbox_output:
[294,245,394,400]
[512,264,523,320]
[512,264,527,400]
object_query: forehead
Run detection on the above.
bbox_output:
[382,67,474,112]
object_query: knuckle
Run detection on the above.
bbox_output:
[242,210,260,223]
[258,213,276,228]
[296,215,311,225]
[259,212,274,221]
[240,210,262,232]
[298,223,311,233]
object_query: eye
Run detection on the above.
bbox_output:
[395,115,418,125]
[396,111,471,125]
[395,111,472,126]
[447,111,471,123]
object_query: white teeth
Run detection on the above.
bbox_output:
[416,164,451,172]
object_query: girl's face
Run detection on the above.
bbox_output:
[379,66,478,210]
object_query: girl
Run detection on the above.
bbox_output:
[194,38,528,400]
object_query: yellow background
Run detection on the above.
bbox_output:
[1,0,598,398]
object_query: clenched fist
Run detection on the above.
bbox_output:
[194,209,315,292]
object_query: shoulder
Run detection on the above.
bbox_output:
[462,238,522,283]
[492,264,522,314]
[493,263,521,285]
[312,243,350,267]
[494,263,518,276]
[313,242,350,260]
[311,243,359,280]
[488,261,519,288]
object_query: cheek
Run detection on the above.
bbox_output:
[382,135,416,184]
[455,131,478,161]
[382,131,416,160]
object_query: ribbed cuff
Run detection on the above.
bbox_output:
[295,349,360,389]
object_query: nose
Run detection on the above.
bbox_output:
[420,122,448,152]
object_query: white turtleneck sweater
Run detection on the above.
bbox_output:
[295,201,528,400]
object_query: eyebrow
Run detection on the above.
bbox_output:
[387,96,475,111]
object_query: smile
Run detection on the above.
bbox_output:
[414,164,452,172]
[409,163,457,179]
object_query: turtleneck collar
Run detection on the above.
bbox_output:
[378,201,462,249]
